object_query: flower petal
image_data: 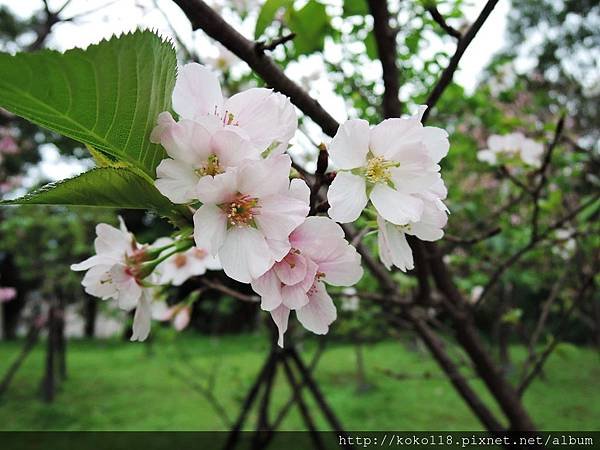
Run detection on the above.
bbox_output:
[195,170,238,205]
[193,205,228,256]
[370,184,423,225]
[155,158,200,204]
[255,194,309,241]
[130,291,152,342]
[328,119,370,170]
[296,282,336,335]
[281,284,310,310]
[270,304,290,348]
[172,63,223,120]
[251,269,283,311]
[219,227,274,283]
[327,172,368,223]
[377,215,414,271]
[238,155,292,198]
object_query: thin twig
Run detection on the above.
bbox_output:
[426,6,462,39]
[255,33,295,53]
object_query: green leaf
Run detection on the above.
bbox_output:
[342,0,368,17]
[0,30,176,177]
[255,0,292,39]
[287,1,330,56]
[365,31,378,59]
[2,167,190,226]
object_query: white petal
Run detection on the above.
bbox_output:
[296,282,336,335]
[130,291,152,342]
[422,126,449,163]
[155,158,200,204]
[370,184,424,225]
[328,119,370,170]
[289,178,311,204]
[195,170,238,205]
[327,172,368,223]
[370,117,423,160]
[193,205,228,256]
[290,216,345,262]
[219,227,274,283]
[94,223,131,256]
[377,215,414,271]
[270,304,290,348]
[211,129,260,168]
[238,155,291,198]
[172,63,223,120]
[477,149,497,164]
[251,269,283,311]
[159,119,212,165]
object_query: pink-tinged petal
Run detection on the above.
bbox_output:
[328,119,370,170]
[377,215,414,271]
[370,184,423,225]
[225,89,296,152]
[299,259,319,292]
[274,252,308,286]
[255,194,309,241]
[172,63,223,120]
[195,170,238,204]
[238,155,292,197]
[211,129,260,168]
[296,282,336,335]
[370,117,423,160]
[108,265,141,311]
[193,205,228,256]
[281,284,309,310]
[219,227,274,283]
[270,304,290,348]
[150,111,176,144]
[265,238,292,262]
[289,178,311,204]
[251,269,283,311]
[131,291,152,342]
[155,158,199,204]
[173,306,191,331]
[327,172,367,223]
[318,244,363,287]
[94,223,131,256]
[160,120,212,165]
[290,216,345,263]
[423,126,449,163]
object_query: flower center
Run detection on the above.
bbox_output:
[195,154,223,177]
[174,253,188,268]
[193,248,207,259]
[222,194,260,227]
[365,156,397,184]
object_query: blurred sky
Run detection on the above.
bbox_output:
[0,0,509,183]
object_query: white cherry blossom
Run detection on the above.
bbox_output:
[151,114,260,204]
[377,196,448,272]
[193,154,310,283]
[70,217,155,342]
[327,106,449,225]
[168,63,297,156]
[251,216,363,347]
[478,132,544,167]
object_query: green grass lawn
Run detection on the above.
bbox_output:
[0,332,598,431]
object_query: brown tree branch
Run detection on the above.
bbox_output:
[426,6,462,39]
[421,0,500,122]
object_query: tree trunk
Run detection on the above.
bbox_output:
[41,303,56,403]
[83,295,97,338]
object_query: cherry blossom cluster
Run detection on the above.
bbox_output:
[72,64,452,345]
[326,106,450,272]
[477,132,544,167]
